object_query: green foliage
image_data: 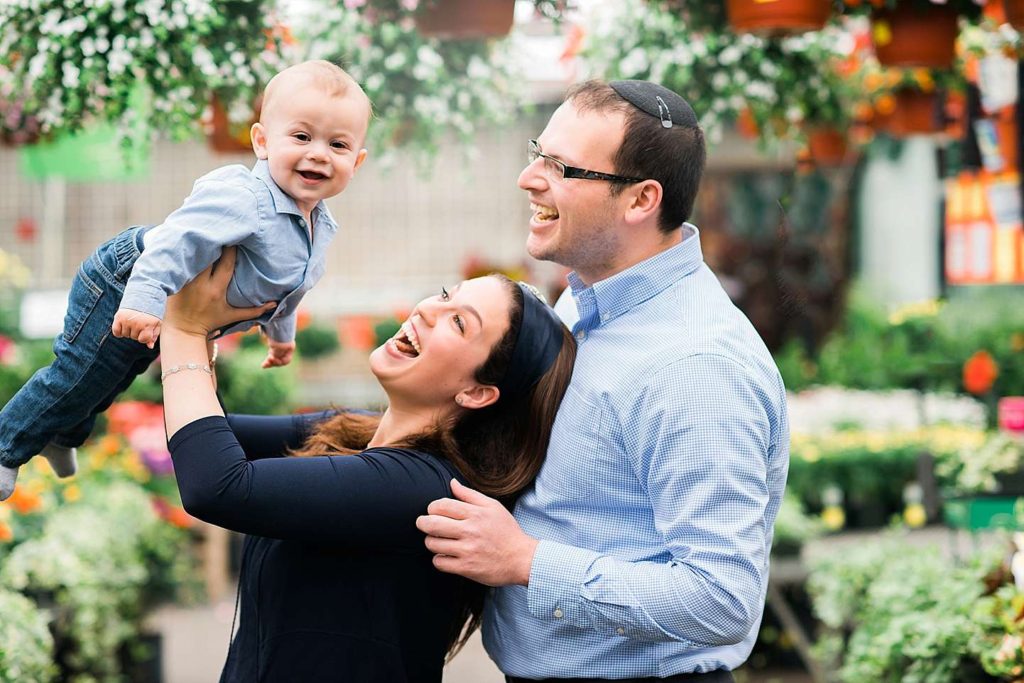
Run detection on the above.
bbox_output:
[0,589,57,683]
[584,2,859,144]
[808,539,1002,683]
[217,346,296,415]
[295,322,340,360]
[297,1,522,165]
[771,495,824,556]
[1,482,193,682]
[777,285,1024,399]
[0,0,285,143]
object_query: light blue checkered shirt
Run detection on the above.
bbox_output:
[120,160,337,343]
[483,225,789,678]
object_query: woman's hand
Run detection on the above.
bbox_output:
[165,247,276,338]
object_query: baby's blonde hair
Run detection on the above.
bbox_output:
[260,60,370,125]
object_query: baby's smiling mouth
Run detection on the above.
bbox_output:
[298,170,327,181]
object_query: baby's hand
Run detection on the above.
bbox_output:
[263,340,295,369]
[112,309,162,349]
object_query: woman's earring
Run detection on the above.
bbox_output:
[455,396,463,405]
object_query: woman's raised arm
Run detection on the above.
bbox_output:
[161,247,275,438]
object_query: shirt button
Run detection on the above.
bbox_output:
[553,608,564,619]
[575,331,585,342]
[298,219,307,227]
[600,313,609,322]
[616,627,625,635]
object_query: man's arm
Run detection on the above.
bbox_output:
[418,354,783,647]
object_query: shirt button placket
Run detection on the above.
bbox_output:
[553,608,564,619]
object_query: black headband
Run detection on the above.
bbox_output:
[496,283,565,401]
[609,80,699,130]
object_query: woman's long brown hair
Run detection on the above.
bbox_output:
[288,275,577,660]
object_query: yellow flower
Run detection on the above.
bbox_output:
[822,505,846,531]
[903,503,927,528]
[799,445,821,463]
[62,484,82,503]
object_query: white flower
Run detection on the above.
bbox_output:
[61,61,80,89]
[620,47,649,77]
[719,46,741,66]
[383,51,407,71]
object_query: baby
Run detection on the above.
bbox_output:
[0,60,371,499]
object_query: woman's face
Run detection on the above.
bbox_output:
[370,276,512,411]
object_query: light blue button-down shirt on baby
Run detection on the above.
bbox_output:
[484,225,789,678]
[119,160,338,342]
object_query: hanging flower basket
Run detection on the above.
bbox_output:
[207,96,259,154]
[806,128,852,165]
[1006,0,1024,30]
[414,0,515,39]
[725,0,832,34]
[871,4,960,67]
[876,89,943,136]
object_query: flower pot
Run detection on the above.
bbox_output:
[725,0,831,34]
[876,90,942,137]
[806,128,851,166]
[1006,0,1024,30]
[871,4,959,68]
[207,96,258,154]
[414,0,515,39]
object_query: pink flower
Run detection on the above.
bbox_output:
[0,335,16,366]
[401,0,419,10]
[343,0,366,8]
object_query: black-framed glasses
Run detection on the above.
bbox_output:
[527,139,645,184]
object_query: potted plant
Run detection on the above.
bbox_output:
[584,3,856,147]
[858,64,965,136]
[0,0,287,146]
[413,0,516,39]
[839,0,985,67]
[295,1,522,165]
[725,0,833,34]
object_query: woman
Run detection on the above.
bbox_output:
[161,247,575,683]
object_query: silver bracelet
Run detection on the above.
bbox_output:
[160,362,213,381]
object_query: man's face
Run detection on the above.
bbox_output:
[517,101,630,283]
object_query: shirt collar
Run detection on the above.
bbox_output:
[251,160,332,226]
[568,223,704,326]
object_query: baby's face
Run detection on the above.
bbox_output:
[252,86,369,215]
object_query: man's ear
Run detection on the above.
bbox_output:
[456,384,500,410]
[624,179,663,226]
[250,122,269,160]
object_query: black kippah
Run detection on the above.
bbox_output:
[609,80,699,130]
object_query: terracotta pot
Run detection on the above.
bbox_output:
[1006,0,1024,30]
[415,0,515,40]
[725,0,831,34]
[876,90,942,136]
[207,96,259,154]
[806,128,851,166]
[871,4,959,68]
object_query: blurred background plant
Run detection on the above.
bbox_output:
[0,0,288,145]
[296,0,524,166]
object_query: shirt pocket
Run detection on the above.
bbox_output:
[536,385,609,503]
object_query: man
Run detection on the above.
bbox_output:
[416,80,789,682]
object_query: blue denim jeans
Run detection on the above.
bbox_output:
[0,225,159,468]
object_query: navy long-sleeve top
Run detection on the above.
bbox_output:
[168,412,473,683]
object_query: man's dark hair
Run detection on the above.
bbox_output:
[566,80,707,234]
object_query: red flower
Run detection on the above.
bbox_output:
[964,350,999,395]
